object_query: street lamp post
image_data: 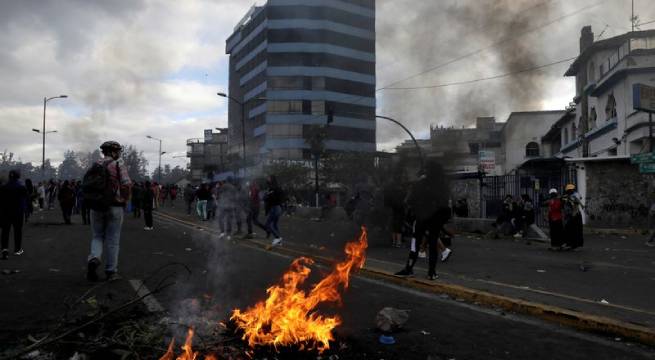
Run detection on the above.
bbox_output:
[147,135,163,184]
[41,95,67,179]
[217,92,247,178]
[375,115,425,171]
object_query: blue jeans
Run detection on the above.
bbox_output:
[265,205,282,238]
[196,200,207,220]
[89,207,124,273]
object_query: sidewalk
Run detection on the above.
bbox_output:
[160,204,655,332]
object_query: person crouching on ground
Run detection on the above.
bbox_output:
[84,141,132,282]
[547,188,564,250]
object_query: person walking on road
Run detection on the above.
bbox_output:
[142,181,155,230]
[24,179,35,223]
[58,180,75,225]
[0,170,27,259]
[395,161,451,280]
[195,183,211,221]
[183,184,195,215]
[83,141,132,282]
[244,181,267,239]
[131,182,143,219]
[562,184,584,250]
[547,188,565,251]
[37,182,46,211]
[264,175,284,246]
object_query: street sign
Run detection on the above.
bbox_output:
[631,152,655,164]
[633,83,655,113]
[639,162,655,174]
[479,150,496,172]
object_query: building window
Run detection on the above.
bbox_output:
[589,107,597,129]
[526,142,540,157]
[267,100,303,113]
[311,77,325,90]
[605,94,617,120]
[269,77,303,90]
[469,143,480,154]
[311,101,325,115]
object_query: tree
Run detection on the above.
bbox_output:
[57,150,84,180]
[264,160,311,193]
[122,145,149,182]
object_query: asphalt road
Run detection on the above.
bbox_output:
[1,207,654,359]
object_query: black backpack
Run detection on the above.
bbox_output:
[82,161,114,211]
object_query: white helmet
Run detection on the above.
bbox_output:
[549,188,558,195]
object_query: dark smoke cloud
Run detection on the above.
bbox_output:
[376,0,566,148]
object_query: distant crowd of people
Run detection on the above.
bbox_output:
[181,175,286,246]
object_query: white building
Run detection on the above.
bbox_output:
[558,26,655,158]
[502,110,566,173]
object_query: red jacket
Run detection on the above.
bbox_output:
[548,198,563,222]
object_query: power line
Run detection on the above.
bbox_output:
[376,0,606,92]
[383,56,577,91]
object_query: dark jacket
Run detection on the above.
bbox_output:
[142,187,155,210]
[58,185,76,209]
[264,185,284,212]
[0,180,28,218]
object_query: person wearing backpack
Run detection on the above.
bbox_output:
[83,141,132,282]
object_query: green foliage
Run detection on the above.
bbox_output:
[264,160,312,192]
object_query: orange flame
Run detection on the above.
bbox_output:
[230,227,368,352]
[159,328,217,360]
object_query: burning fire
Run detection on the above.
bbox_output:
[231,227,368,352]
[159,328,217,360]
[159,227,367,358]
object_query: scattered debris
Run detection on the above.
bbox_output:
[421,330,431,335]
[600,299,610,305]
[375,307,410,333]
[2,269,20,275]
[48,268,60,273]
[536,269,546,273]
[185,248,192,252]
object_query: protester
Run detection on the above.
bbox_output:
[58,180,75,225]
[84,141,132,282]
[195,183,211,221]
[491,194,515,237]
[562,184,584,250]
[24,179,35,223]
[0,170,27,259]
[264,175,284,246]
[218,178,240,239]
[142,181,155,230]
[395,161,451,280]
[183,184,195,215]
[37,182,46,210]
[244,180,267,239]
[77,180,90,225]
[384,182,406,248]
[547,188,565,250]
[207,184,217,221]
[131,182,143,219]
[517,194,535,242]
[47,180,58,210]
[169,185,178,207]
[153,182,160,209]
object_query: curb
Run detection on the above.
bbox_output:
[154,211,655,347]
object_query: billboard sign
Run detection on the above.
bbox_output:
[479,150,496,172]
[633,83,655,113]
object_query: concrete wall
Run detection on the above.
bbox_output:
[582,160,655,227]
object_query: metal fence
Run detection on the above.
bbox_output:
[480,168,576,227]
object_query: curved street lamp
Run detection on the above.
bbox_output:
[376,115,425,171]
[41,95,68,179]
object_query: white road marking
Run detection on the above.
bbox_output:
[129,279,165,313]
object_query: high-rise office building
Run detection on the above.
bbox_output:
[225,0,376,165]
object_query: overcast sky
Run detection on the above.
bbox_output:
[0,0,653,172]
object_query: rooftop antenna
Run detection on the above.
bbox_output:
[631,0,640,32]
